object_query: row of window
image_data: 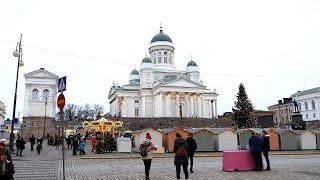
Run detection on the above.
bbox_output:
[32,88,49,101]
[152,56,173,64]
[305,113,317,119]
[298,100,316,111]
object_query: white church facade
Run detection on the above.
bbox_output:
[23,68,59,118]
[108,27,218,118]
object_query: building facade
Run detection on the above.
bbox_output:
[290,87,320,121]
[268,98,294,126]
[108,27,218,118]
[0,101,5,125]
[21,68,59,138]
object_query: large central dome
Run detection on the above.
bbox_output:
[151,29,172,43]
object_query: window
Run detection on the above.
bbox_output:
[158,57,161,63]
[164,57,167,63]
[306,114,309,119]
[298,103,301,111]
[134,100,139,104]
[169,57,172,64]
[134,109,139,117]
[313,113,316,118]
[43,89,49,101]
[312,100,316,110]
[305,102,308,111]
[32,89,39,101]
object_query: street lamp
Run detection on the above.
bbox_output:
[9,34,24,151]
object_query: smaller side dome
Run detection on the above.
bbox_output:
[130,69,139,75]
[187,60,197,67]
[141,57,152,64]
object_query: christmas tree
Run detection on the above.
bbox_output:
[232,83,256,128]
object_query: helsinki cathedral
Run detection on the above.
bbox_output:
[108,27,218,118]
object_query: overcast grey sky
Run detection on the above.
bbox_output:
[1,0,320,120]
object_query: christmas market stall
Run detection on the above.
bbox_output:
[132,128,164,153]
[211,128,238,151]
[274,129,298,150]
[160,128,190,153]
[293,130,317,150]
[191,128,214,152]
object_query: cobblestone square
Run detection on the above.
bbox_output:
[11,142,320,180]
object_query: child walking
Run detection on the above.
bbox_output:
[36,142,42,155]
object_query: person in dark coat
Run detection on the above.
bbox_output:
[16,137,21,156]
[262,130,271,171]
[186,133,197,173]
[72,134,79,155]
[19,138,26,157]
[29,135,36,151]
[249,131,263,171]
[173,133,189,179]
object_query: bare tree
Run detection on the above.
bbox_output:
[64,104,77,121]
[93,104,104,119]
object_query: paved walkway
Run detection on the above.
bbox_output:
[11,141,320,179]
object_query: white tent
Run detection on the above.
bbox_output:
[294,130,317,150]
[211,128,238,151]
[132,128,164,153]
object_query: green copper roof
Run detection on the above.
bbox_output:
[187,60,197,67]
[130,69,139,75]
[142,57,152,63]
[290,87,320,97]
[151,29,172,43]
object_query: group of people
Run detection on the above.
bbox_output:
[249,130,271,171]
[139,132,197,180]
[29,135,43,155]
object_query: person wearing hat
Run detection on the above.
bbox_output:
[139,133,157,180]
[0,139,14,179]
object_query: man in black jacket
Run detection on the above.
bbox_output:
[262,130,271,171]
[30,135,36,151]
[186,133,197,173]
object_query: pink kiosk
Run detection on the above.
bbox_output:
[222,150,255,171]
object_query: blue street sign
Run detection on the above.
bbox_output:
[58,76,67,92]
[12,118,18,124]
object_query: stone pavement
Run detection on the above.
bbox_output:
[11,141,320,180]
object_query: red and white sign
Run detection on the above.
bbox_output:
[57,93,65,110]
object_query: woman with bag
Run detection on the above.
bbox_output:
[139,133,157,180]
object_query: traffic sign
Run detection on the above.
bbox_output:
[57,93,65,110]
[12,118,19,124]
[58,76,67,92]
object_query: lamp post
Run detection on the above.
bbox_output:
[9,34,24,151]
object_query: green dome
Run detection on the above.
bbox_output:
[151,29,172,43]
[130,69,139,75]
[187,60,197,67]
[142,57,152,63]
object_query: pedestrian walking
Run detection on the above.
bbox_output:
[91,134,97,152]
[174,133,189,179]
[0,139,15,180]
[79,139,86,155]
[19,138,26,156]
[67,135,72,150]
[139,133,158,180]
[16,137,21,156]
[186,133,197,173]
[30,135,36,151]
[36,142,42,155]
[262,130,271,171]
[249,131,263,171]
[72,135,79,155]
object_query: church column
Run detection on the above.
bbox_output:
[214,100,218,118]
[141,96,146,117]
[122,97,127,117]
[185,93,189,117]
[191,94,195,117]
[166,93,171,117]
[176,93,180,117]
[197,95,202,117]
[159,93,163,117]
